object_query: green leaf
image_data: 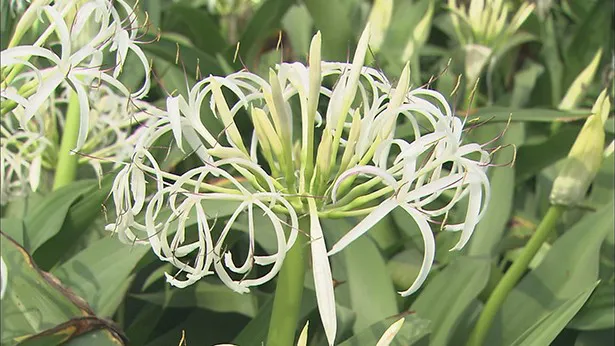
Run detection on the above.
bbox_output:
[323,218,398,333]
[18,318,125,346]
[124,302,166,346]
[162,4,227,55]
[0,217,24,246]
[387,248,423,291]
[142,33,224,79]
[51,237,150,317]
[486,201,614,344]
[338,314,431,346]
[379,0,433,76]
[235,0,295,64]
[233,294,312,345]
[145,309,250,346]
[515,125,581,184]
[510,60,545,108]
[565,0,612,86]
[0,232,91,344]
[569,282,615,330]
[132,280,258,317]
[411,256,491,346]
[34,174,115,269]
[465,107,589,123]
[24,181,94,253]
[536,14,564,105]
[304,0,358,61]
[232,287,354,345]
[64,329,125,346]
[575,328,615,346]
[588,154,615,206]
[510,282,599,346]
[281,4,313,59]
[467,123,524,257]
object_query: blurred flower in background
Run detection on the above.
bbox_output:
[447,0,535,96]
[0,0,152,202]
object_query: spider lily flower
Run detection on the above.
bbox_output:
[0,100,52,204]
[108,26,491,345]
[0,0,151,151]
[0,85,156,204]
[447,0,535,87]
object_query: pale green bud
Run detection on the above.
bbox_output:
[402,0,434,61]
[559,49,603,110]
[367,0,393,53]
[550,89,610,205]
[7,0,52,48]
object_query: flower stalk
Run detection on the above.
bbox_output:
[266,217,307,346]
[466,205,564,346]
[467,89,609,346]
[52,91,81,190]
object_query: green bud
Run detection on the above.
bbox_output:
[559,49,603,110]
[367,0,393,53]
[550,89,610,205]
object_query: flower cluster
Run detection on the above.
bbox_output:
[447,0,535,89]
[0,0,152,202]
[448,0,535,49]
[1,0,151,148]
[107,25,492,344]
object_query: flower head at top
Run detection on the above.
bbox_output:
[1,0,151,152]
[447,0,535,88]
[107,25,492,345]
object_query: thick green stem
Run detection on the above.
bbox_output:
[266,217,307,346]
[52,91,81,190]
[466,205,564,346]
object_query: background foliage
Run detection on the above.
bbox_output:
[0,0,613,345]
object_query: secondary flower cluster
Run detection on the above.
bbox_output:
[0,0,152,202]
[106,26,491,345]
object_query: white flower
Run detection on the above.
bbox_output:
[0,0,151,151]
[447,0,535,88]
[108,25,492,346]
[0,83,157,203]
[0,108,51,204]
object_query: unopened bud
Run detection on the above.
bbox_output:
[550,89,610,205]
[367,0,393,53]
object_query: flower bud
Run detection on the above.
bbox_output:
[550,89,610,205]
[367,0,393,53]
[559,49,603,110]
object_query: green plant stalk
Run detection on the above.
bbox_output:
[466,205,564,346]
[52,91,81,190]
[266,217,307,346]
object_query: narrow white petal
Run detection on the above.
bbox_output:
[69,79,91,151]
[166,96,184,151]
[308,199,337,346]
[376,317,405,346]
[449,184,482,251]
[328,199,397,256]
[297,321,310,346]
[0,256,7,300]
[397,205,435,297]
[28,155,42,192]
